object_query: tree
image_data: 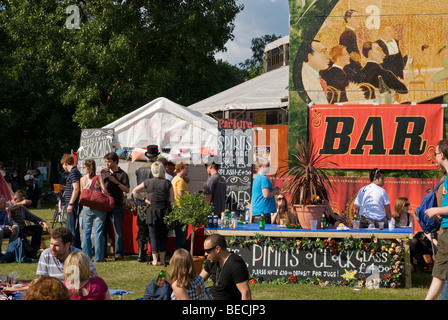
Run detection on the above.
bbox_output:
[0,0,243,175]
[239,34,282,79]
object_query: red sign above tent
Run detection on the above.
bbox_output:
[309,104,443,170]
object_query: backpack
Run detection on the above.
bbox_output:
[415,180,444,234]
[0,238,35,263]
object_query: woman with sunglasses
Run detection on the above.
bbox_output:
[271,195,297,225]
[393,197,413,228]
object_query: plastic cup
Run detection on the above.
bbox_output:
[310,220,318,230]
[280,218,286,226]
[54,184,61,193]
[388,220,395,231]
[378,222,384,230]
[353,220,360,231]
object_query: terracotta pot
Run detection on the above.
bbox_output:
[293,205,326,229]
[193,256,205,274]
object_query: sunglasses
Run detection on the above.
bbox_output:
[204,246,217,254]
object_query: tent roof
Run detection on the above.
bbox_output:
[187,65,288,114]
[103,97,219,153]
[105,97,217,131]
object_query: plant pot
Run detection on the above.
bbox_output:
[193,256,205,274]
[293,205,326,229]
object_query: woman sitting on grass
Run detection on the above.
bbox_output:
[63,251,111,300]
[169,248,205,300]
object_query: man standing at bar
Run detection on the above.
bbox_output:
[204,162,226,217]
[353,168,392,228]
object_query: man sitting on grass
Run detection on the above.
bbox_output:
[9,190,49,258]
[37,227,97,280]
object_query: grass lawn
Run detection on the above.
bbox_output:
[0,205,435,300]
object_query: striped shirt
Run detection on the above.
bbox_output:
[36,246,97,280]
[65,166,81,203]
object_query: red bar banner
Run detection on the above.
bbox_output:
[309,104,444,170]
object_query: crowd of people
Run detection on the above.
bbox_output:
[0,144,252,300]
[3,140,448,300]
[21,226,249,300]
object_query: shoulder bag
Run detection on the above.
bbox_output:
[79,175,115,212]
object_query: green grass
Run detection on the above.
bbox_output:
[0,204,435,300]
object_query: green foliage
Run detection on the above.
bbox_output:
[0,0,244,170]
[239,33,282,78]
[280,138,337,205]
[164,192,213,230]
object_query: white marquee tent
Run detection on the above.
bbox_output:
[104,97,218,161]
[103,97,218,192]
[188,65,288,114]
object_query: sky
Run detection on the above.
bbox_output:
[214,0,290,66]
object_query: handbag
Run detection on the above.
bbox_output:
[79,175,115,212]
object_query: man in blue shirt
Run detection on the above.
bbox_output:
[425,139,448,299]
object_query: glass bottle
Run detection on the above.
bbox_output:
[260,213,265,230]
[156,268,167,287]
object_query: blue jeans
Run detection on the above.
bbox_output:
[103,205,124,257]
[82,206,107,262]
[65,203,81,249]
[441,281,448,300]
[174,221,188,250]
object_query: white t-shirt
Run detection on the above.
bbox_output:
[354,183,390,220]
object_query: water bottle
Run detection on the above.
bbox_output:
[245,208,250,223]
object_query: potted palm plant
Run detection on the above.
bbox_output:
[280,139,337,229]
[164,192,213,272]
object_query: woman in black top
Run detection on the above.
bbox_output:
[132,161,173,266]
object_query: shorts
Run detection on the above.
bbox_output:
[432,229,448,280]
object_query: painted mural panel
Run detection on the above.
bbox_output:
[289,0,448,145]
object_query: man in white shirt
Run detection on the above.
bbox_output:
[301,40,330,105]
[353,168,392,228]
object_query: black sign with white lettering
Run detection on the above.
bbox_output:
[230,244,396,284]
[218,119,253,214]
[77,128,114,175]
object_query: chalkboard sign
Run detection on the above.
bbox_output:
[217,119,253,214]
[77,128,114,175]
[230,244,397,285]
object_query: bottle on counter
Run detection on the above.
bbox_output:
[321,213,327,229]
[245,208,250,223]
[260,213,265,230]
